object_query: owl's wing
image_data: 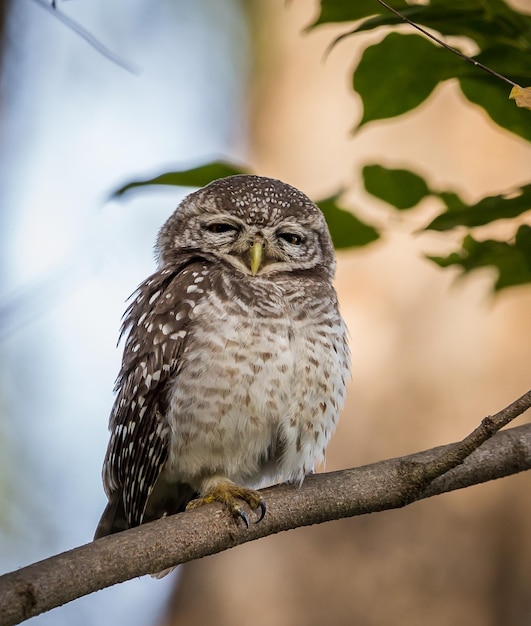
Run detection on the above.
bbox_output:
[100,260,209,531]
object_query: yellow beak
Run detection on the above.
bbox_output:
[250,240,263,276]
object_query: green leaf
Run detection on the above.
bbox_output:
[314,0,531,51]
[428,225,531,290]
[353,1,531,51]
[354,5,486,41]
[354,33,462,126]
[436,191,467,212]
[321,2,531,139]
[316,194,380,248]
[427,184,531,231]
[112,161,249,197]
[310,0,402,27]
[363,164,431,209]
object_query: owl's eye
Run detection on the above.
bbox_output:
[206,222,238,234]
[278,232,304,245]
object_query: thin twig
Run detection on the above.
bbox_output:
[419,388,531,483]
[32,0,140,75]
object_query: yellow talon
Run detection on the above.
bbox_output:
[186,483,266,528]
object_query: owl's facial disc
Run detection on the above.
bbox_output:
[194,212,323,277]
[238,230,312,276]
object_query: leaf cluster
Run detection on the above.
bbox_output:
[364,165,531,289]
[311,0,531,290]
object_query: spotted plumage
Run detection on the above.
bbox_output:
[95,174,350,540]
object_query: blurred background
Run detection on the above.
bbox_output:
[1,2,530,625]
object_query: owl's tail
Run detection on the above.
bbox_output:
[94,491,128,539]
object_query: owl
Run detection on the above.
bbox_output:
[95,174,350,541]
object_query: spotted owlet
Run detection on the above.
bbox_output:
[95,174,350,541]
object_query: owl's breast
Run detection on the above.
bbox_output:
[165,275,349,488]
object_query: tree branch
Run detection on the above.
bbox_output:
[1,392,530,626]
[397,388,531,498]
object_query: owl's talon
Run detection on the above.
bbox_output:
[186,482,266,528]
[255,500,267,523]
[237,507,250,529]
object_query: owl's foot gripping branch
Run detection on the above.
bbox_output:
[186,480,267,528]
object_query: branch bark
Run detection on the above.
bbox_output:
[1,391,530,626]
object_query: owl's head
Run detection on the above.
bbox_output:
[156,175,335,278]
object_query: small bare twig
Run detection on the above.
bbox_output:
[399,388,531,500]
[0,391,530,626]
[420,388,531,482]
[32,0,140,74]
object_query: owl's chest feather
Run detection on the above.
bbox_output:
[165,276,348,485]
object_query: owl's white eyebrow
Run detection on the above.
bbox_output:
[201,215,242,227]
[277,221,310,234]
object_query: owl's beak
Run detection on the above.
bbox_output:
[250,240,263,276]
